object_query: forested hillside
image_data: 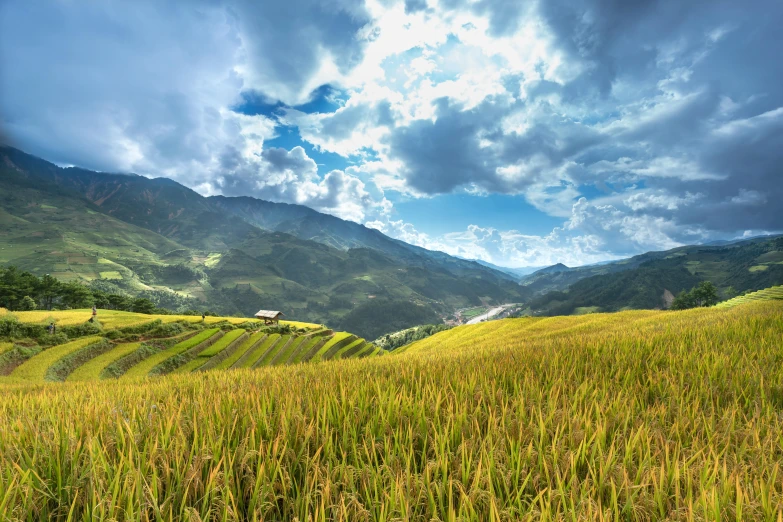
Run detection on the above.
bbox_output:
[0,146,528,337]
[523,236,783,315]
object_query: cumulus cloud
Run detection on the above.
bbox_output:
[0,0,382,223]
[1,0,781,266]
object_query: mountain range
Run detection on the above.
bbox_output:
[0,146,527,339]
[516,235,783,315]
[2,145,782,335]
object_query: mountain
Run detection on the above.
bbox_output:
[531,263,570,275]
[209,195,520,282]
[471,259,544,278]
[519,237,783,297]
[0,146,529,337]
[523,236,783,315]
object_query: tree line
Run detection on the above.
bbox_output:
[0,266,186,314]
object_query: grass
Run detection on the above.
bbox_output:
[574,305,600,314]
[280,320,323,329]
[233,334,281,369]
[308,332,353,362]
[290,336,322,363]
[173,329,246,374]
[3,309,260,329]
[259,335,293,367]
[211,332,266,370]
[5,336,103,383]
[67,342,142,381]
[0,302,782,519]
[269,336,304,365]
[334,338,364,359]
[120,328,220,379]
[3,308,319,331]
[0,342,13,356]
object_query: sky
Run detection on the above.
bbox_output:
[1,0,781,268]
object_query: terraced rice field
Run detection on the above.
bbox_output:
[1,301,781,520]
[715,284,783,308]
[67,341,141,381]
[120,328,223,380]
[8,336,104,383]
[0,308,320,330]
[0,316,379,384]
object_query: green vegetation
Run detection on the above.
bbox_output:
[0,146,527,339]
[670,281,720,309]
[234,334,281,369]
[120,329,220,379]
[173,329,247,373]
[1,302,781,519]
[311,332,354,362]
[0,266,169,315]
[212,332,267,370]
[8,336,103,382]
[460,306,488,319]
[269,335,303,365]
[67,342,141,381]
[336,299,442,340]
[715,284,783,308]
[376,323,453,351]
[290,336,322,363]
[522,236,783,315]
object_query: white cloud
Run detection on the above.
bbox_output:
[2,0,782,266]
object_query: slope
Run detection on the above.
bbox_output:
[523,236,783,315]
[2,301,783,519]
[1,145,529,337]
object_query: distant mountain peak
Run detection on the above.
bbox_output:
[536,263,570,274]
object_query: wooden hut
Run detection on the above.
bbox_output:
[255,309,284,325]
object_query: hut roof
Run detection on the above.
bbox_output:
[255,310,284,319]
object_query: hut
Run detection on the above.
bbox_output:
[255,309,284,325]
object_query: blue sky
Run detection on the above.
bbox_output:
[1,0,781,267]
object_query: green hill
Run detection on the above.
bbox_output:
[0,145,529,337]
[521,236,783,315]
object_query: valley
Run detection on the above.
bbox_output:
[0,146,527,339]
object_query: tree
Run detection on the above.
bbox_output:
[18,295,37,311]
[670,281,719,310]
[107,294,131,311]
[60,281,94,309]
[36,274,61,310]
[130,297,156,314]
[691,281,719,307]
[92,290,110,309]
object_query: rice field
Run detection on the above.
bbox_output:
[715,285,783,308]
[0,301,782,520]
[7,336,103,383]
[0,308,321,330]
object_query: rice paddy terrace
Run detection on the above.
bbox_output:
[714,284,783,308]
[1,301,783,520]
[0,309,382,384]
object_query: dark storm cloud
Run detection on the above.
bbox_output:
[387,97,507,193]
[383,0,783,236]
[229,0,372,103]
